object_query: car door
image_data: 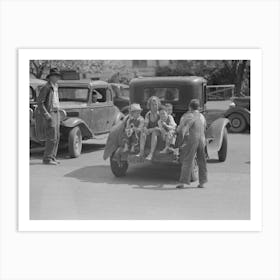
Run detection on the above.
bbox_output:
[89,86,114,134]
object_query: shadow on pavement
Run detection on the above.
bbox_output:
[30,143,105,160]
[207,159,220,164]
[64,164,181,189]
[133,185,199,191]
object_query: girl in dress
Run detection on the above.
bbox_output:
[137,96,161,160]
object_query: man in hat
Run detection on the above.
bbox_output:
[37,68,61,165]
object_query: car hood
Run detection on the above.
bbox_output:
[59,102,88,109]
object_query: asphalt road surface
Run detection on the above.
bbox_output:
[30,132,250,220]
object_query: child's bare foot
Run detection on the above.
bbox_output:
[135,152,144,158]
[145,153,153,160]
[159,147,168,154]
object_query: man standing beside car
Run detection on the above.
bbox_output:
[37,68,61,165]
[176,99,208,188]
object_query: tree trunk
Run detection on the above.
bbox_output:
[235,60,247,96]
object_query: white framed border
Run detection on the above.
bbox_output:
[18,48,262,232]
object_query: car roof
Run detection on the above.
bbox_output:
[110,83,129,88]
[58,79,109,87]
[130,76,207,86]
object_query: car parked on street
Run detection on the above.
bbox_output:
[110,83,130,114]
[30,79,123,157]
[104,76,230,178]
[224,96,250,133]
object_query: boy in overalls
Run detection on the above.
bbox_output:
[176,99,208,188]
[123,103,144,153]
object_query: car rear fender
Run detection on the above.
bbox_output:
[61,118,93,139]
[206,118,229,154]
[224,107,250,125]
[120,105,130,115]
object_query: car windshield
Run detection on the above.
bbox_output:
[119,87,129,98]
[58,87,89,102]
[143,87,179,102]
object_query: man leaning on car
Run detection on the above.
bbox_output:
[37,68,61,165]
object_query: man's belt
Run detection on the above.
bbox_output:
[50,108,59,112]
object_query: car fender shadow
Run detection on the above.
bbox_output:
[64,164,181,189]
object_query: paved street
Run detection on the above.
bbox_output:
[30,131,250,220]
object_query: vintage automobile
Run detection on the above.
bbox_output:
[224,96,250,133]
[30,79,123,157]
[110,83,130,114]
[30,78,46,110]
[104,76,230,178]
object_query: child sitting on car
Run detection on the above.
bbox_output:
[122,103,144,153]
[157,105,177,154]
[165,103,174,118]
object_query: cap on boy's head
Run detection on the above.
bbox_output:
[165,103,173,108]
[189,99,200,110]
[130,103,142,112]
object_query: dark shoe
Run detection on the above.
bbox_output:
[197,184,205,188]
[43,160,57,165]
[176,184,187,189]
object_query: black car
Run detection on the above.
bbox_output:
[110,83,130,114]
[224,96,250,133]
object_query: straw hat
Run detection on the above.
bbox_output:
[130,103,142,112]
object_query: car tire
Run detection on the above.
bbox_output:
[110,153,128,177]
[68,126,82,158]
[191,158,198,182]
[228,113,247,133]
[218,129,228,162]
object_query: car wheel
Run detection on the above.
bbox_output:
[191,158,198,182]
[68,126,82,158]
[228,113,247,133]
[218,129,228,162]
[110,153,128,177]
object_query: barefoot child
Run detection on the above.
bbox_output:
[165,103,176,146]
[123,103,144,153]
[158,106,177,153]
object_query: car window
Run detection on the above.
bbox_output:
[143,87,179,102]
[58,87,89,102]
[120,87,129,98]
[94,88,107,103]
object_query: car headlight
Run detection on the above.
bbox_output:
[59,109,67,121]
[229,102,236,108]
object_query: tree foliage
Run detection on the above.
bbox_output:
[30,60,250,96]
[155,60,250,96]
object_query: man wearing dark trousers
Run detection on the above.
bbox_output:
[176,99,208,188]
[37,68,61,165]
